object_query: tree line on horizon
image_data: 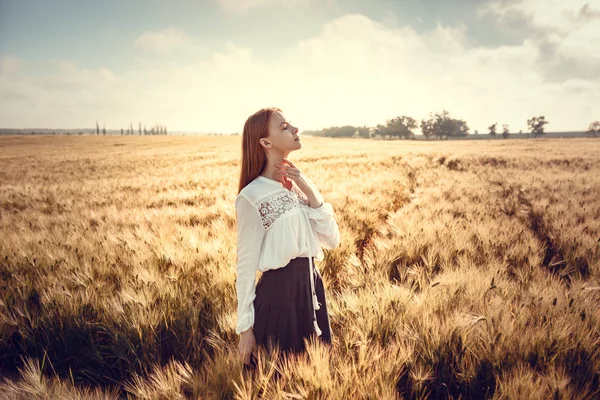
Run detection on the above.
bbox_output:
[95,120,168,136]
[2,116,599,138]
[302,111,600,139]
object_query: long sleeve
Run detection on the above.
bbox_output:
[308,202,340,249]
[234,193,265,335]
[302,174,341,249]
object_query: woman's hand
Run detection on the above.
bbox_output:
[276,158,323,208]
[275,158,311,194]
[239,328,256,368]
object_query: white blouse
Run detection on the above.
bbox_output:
[234,173,341,335]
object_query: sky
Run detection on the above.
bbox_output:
[0,0,599,134]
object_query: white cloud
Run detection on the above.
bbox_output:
[556,24,600,62]
[480,0,600,33]
[1,12,598,133]
[215,0,335,13]
[480,0,600,77]
[0,58,128,128]
[0,55,22,74]
[134,28,193,54]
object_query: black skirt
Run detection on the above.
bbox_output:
[252,256,332,355]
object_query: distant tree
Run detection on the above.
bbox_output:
[527,116,548,138]
[121,127,124,135]
[502,124,509,139]
[420,118,434,141]
[356,125,370,138]
[374,124,389,139]
[102,123,106,135]
[96,120,100,136]
[139,122,142,135]
[488,123,497,137]
[587,121,600,138]
[130,123,134,136]
[474,129,478,135]
[385,116,417,139]
[335,126,356,137]
[426,110,469,140]
[310,125,355,138]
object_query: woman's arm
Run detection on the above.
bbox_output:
[234,193,265,334]
[303,175,341,249]
[277,158,340,249]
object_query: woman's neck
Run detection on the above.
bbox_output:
[261,152,289,180]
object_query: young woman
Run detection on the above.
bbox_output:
[235,107,340,367]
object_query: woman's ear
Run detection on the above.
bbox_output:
[260,139,270,148]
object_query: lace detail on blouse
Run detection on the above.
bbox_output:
[257,191,301,230]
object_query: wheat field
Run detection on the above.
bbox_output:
[0,134,598,399]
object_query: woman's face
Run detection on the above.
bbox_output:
[261,110,301,152]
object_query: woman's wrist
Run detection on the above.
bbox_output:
[240,327,253,335]
[304,188,322,208]
[298,173,323,208]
